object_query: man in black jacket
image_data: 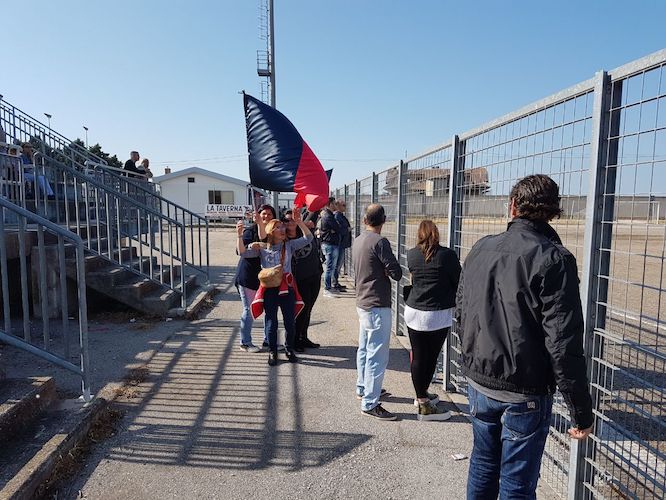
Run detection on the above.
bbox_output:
[455,175,593,499]
[124,151,140,178]
[319,197,341,298]
[333,199,351,292]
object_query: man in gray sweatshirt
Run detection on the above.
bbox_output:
[352,203,402,420]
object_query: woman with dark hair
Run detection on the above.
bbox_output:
[238,208,313,365]
[405,220,461,421]
[234,204,276,352]
[282,209,322,352]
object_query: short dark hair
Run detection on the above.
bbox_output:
[509,174,563,222]
[280,209,293,222]
[364,203,386,227]
[258,204,277,219]
[327,196,336,207]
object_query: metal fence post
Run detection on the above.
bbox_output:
[567,70,613,500]
[394,160,406,336]
[354,180,361,237]
[444,136,461,391]
[372,172,378,203]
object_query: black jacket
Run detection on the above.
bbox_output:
[234,224,261,290]
[293,211,323,281]
[334,212,352,249]
[124,159,140,177]
[455,218,593,429]
[319,208,340,245]
[406,245,460,311]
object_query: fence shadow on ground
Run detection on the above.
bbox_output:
[66,297,371,489]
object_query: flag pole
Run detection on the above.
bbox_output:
[249,184,258,213]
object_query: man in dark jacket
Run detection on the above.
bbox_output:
[124,151,140,178]
[319,197,341,298]
[333,199,351,292]
[456,175,593,499]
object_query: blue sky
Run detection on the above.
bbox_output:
[1,0,665,187]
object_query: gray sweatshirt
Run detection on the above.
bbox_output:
[352,230,402,310]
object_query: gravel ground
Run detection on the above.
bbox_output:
[17,228,557,499]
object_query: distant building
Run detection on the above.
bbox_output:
[154,167,265,217]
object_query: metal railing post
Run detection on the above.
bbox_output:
[567,70,613,500]
[181,227,187,308]
[372,171,378,203]
[394,160,406,336]
[444,136,461,391]
[75,240,92,402]
[354,180,361,237]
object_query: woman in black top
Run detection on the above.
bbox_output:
[405,220,461,421]
[283,209,323,352]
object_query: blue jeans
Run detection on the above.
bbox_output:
[263,287,296,351]
[321,243,339,290]
[356,307,392,411]
[237,285,257,346]
[467,384,553,500]
[334,247,346,286]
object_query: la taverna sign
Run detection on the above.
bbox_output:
[205,204,253,218]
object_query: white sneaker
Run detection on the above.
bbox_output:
[413,392,440,406]
[239,344,261,353]
[323,289,338,298]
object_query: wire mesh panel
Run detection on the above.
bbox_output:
[580,62,666,499]
[358,176,373,215]
[375,166,401,332]
[450,87,595,498]
[397,147,453,336]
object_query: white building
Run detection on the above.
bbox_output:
[154,167,264,217]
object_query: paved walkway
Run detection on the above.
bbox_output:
[66,229,474,499]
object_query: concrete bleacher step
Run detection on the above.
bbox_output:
[0,377,56,441]
[0,378,106,499]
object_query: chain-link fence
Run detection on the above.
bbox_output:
[332,49,666,499]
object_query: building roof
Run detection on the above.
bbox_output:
[153,167,252,188]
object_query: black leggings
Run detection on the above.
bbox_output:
[295,274,321,344]
[408,326,449,399]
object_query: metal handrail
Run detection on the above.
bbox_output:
[0,96,108,166]
[33,152,190,307]
[0,196,91,401]
[85,161,150,181]
[84,160,210,278]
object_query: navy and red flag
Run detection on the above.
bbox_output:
[243,93,329,211]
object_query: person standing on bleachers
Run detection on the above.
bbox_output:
[124,151,140,177]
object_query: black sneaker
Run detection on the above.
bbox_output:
[262,341,270,348]
[268,351,278,366]
[334,284,347,292]
[362,404,398,421]
[295,344,305,353]
[302,338,320,349]
[285,349,298,363]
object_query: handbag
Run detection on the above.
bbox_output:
[258,243,286,288]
